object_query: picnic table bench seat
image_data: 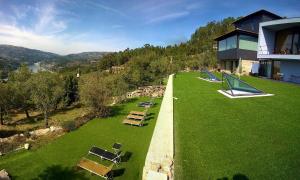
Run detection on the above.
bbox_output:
[122,119,143,126]
[130,111,147,116]
[127,114,145,120]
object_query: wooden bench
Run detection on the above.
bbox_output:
[122,119,143,126]
[130,111,147,116]
[77,158,113,179]
[127,114,144,120]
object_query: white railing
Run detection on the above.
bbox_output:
[258,45,271,55]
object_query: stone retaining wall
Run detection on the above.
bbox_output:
[143,74,174,180]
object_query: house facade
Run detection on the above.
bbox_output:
[215,10,282,74]
[257,18,300,83]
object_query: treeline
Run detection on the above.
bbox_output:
[95,17,236,85]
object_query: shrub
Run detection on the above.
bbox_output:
[61,121,76,132]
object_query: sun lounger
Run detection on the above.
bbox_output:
[127,114,144,120]
[77,158,113,179]
[138,101,154,108]
[130,111,147,116]
[122,119,143,126]
[89,146,121,164]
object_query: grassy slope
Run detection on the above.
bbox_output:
[0,97,161,180]
[174,72,300,180]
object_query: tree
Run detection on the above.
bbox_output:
[79,72,128,116]
[8,64,32,118]
[29,72,64,127]
[62,74,78,106]
[0,83,12,125]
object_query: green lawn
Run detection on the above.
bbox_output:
[174,72,300,180]
[0,97,161,180]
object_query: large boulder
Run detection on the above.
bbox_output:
[30,128,50,136]
[0,169,10,180]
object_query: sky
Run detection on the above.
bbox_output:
[0,0,299,55]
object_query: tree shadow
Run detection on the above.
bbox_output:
[121,151,132,162]
[32,165,89,180]
[217,173,249,180]
[112,168,125,178]
[110,105,126,116]
[233,173,249,180]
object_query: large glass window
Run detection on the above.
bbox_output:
[293,33,300,55]
[239,35,258,51]
[218,35,237,51]
[275,28,300,54]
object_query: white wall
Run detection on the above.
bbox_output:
[257,26,275,57]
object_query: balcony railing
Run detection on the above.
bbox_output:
[258,45,300,55]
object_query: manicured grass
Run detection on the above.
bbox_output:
[0,97,161,180]
[174,72,300,180]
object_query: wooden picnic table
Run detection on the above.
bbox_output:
[130,111,147,116]
[122,119,143,126]
[127,114,145,120]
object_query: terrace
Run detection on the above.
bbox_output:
[174,72,300,179]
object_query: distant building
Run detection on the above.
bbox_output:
[257,17,300,83]
[215,10,282,74]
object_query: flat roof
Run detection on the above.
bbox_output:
[259,17,300,26]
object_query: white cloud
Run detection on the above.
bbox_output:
[34,3,67,34]
[0,24,139,55]
[85,0,128,18]
[146,11,189,24]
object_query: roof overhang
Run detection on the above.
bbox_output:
[214,29,258,41]
[260,17,300,31]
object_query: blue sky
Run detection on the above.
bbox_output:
[0,0,299,55]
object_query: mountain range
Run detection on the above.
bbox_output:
[0,44,109,63]
[0,44,110,78]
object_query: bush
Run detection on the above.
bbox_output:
[61,121,76,132]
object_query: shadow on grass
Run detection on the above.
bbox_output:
[121,151,132,162]
[217,173,249,180]
[112,168,126,178]
[32,165,89,180]
[110,105,126,116]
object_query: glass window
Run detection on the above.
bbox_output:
[227,36,237,49]
[218,39,226,51]
[276,29,293,54]
[239,35,258,51]
[218,35,237,51]
[292,33,300,55]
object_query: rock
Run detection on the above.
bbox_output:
[0,169,10,180]
[30,128,50,136]
[50,126,62,132]
[24,143,30,150]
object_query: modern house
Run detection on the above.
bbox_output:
[215,10,282,74]
[257,18,300,83]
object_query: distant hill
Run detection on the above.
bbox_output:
[64,52,110,61]
[0,45,60,64]
[0,44,110,77]
[0,45,109,62]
